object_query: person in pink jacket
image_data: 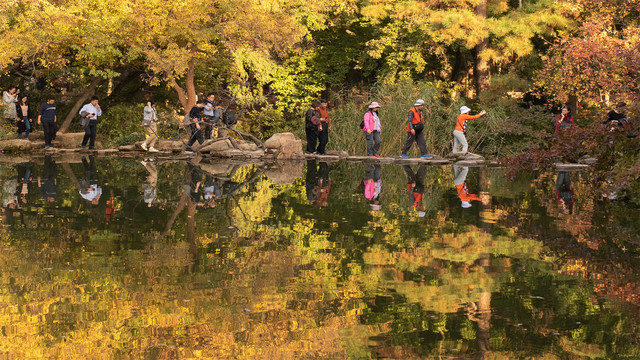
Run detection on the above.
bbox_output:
[363,102,381,157]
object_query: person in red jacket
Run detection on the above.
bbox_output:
[453,106,486,153]
[404,165,427,217]
[453,166,481,208]
[554,106,574,132]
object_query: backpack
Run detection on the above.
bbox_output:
[222,110,237,126]
[359,120,365,130]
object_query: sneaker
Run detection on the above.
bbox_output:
[420,154,433,159]
[400,153,409,158]
[184,148,195,153]
[89,146,96,150]
[148,147,159,153]
[141,142,147,151]
[374,154,380,158]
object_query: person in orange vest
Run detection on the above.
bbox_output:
[401,99,432,159]
[453,106,486,153]
[453,166,482,208]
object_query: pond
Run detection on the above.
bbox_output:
[1,155,639,359]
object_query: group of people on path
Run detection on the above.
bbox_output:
[360,99,487,158]
[2,86,103,149]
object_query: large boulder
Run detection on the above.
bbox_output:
[0,139,33,152]
[264,132,296,149]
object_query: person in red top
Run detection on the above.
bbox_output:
[401,99,432,159]
[453,106,486,153]
[453,165,481,208]
[554,106,574,132]
[316,99,330,154]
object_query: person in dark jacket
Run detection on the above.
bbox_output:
[37,96,57,148]
[304,101,322,155]
[15,95,32,139]
[185,100,205,153]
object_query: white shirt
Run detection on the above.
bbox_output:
[79,103,102,119]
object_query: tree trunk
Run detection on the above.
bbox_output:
[58,77,101,133]
[474,0,490,98]
[568,94,579,122]
[168,45,197,113]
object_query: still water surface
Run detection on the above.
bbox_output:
[1,155,639,359]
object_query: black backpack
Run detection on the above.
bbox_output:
[222,111,237,126]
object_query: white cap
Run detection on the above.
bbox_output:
[414,99,425,106]
[417,211,426,217]
[461,201,472,208]
[460,106,471,114]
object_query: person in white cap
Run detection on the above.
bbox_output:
[453,105,486,153]
[401,99,431,159]
[363,101,382,157]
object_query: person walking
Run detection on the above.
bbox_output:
[37,96,57,149]
[79,96,102,149]
[452,105,486,154]
[203,92,221,140]
[453,165,481,208]
[15,95,32,140]
[141,100,160,152]
[304,101,322,154]
[401,99,431,159]
[185,100,205,153]
[316,99,330,154]
[2,86,19,122]
[404,165,427,217]
[363,102,382,157]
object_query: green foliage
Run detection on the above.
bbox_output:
[99,103,144,146]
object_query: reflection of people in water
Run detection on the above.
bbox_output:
[556,171,574,214]
[38,155,57,203]
[363,163,382,211]
[404,165,426,217]
[306,160,331,208]
[453,165,481,208]
[17,162,31,205]
[141,160,157,207]
[79,156,102,205]
[185,163,217,208]
[2,170,18,209]
[203,174,220,206]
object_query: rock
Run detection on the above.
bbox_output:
[0,139,33,152]
[265,161,304,184]
[264,132,296,149]
[156,140,184,152]
[200,139,233,154]
[118,144,136,151]
[199,162,238,176]
[56,133,86,148]
[276,139,303,159]
[326,150,349,158]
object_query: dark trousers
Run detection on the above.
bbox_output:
[305,126,318,153]
[82,121,98,148]
[42,121,57,146]
[187,124,204,149]
[365,131,381,155]
[401,131,427,155]
[203,117,214,139]
[317,127,329,154]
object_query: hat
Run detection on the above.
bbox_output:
[369,102,381,109]
[460,106,471,114]
[417,211,426,218]
[370,204,381,211]
[414,99,425,106]
[461,201,472,208]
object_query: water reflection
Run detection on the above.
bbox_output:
[363,163,382,211]
[0,157,639,359]
[556,171,575,214]
[306,160,331,208]
[38,154,57,203]
[403,164,426,216]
